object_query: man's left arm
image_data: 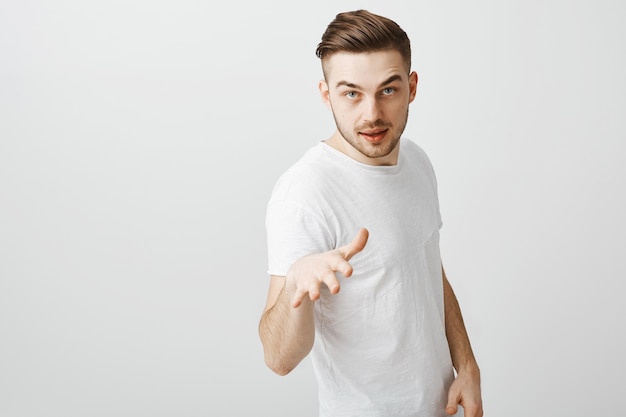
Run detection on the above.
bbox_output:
[442,265,484,417]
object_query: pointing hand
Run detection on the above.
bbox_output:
[287,228,369,308]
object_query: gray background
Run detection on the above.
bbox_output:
[1,0,624,416]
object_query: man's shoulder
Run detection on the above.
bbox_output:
[401,138,436,170]
[401,138,430,160]
[270,143,333,201]
[278,143,328,180]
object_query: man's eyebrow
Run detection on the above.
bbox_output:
[335,80,360,89]
[379,74,403,87]
[335,74,404,90]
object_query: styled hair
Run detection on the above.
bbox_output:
[316,10,411,72]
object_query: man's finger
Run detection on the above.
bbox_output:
[462,404,483,417]
[338,228,369,261]
[328,256,353,278]
[321,271,341,294]
[292,287,308,308]
[308,282,321,301]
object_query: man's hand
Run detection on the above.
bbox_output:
[445,369,483,417]
[286,228,369,308]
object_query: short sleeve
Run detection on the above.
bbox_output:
[410,140,443,230]
[265,199,334,276]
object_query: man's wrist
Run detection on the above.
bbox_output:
[456,361,481,380]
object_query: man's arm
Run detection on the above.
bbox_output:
[442,265,484,417]
[259,275,316,375]
[259,228,369,376]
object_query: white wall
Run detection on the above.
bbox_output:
[1,1,624,416]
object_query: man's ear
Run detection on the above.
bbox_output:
[408,71,418,103]
[319,79,332,109]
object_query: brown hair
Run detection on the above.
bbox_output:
[316,10,411,72]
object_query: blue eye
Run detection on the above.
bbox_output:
[346,91,359,99]
[382,87,396,95]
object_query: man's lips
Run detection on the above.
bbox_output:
[359,129,389,143]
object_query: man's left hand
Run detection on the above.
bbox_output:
[445,370,483,417]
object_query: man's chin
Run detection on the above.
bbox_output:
[356,143,396,159]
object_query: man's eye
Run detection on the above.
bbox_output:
[382,87,396,95]
[346,91,359,99]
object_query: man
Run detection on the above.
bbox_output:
[259,9,483,417]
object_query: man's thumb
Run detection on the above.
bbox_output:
[340,228,369,260]
[446,403,458,415]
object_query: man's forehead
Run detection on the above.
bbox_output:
[323,50,408,85]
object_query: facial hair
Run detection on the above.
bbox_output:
[332,106,410,160]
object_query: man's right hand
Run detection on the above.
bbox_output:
[286,228,369,308]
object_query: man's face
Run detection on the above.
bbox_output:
[319,50,418,166]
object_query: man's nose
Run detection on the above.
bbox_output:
[362,96,382,122]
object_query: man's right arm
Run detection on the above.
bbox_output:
[258,228,369,376]
[259,275,316,375]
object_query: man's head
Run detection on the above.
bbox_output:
[317,10,417,166]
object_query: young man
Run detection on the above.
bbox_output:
[259,10,483,417]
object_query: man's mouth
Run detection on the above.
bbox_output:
[359,129,389,143]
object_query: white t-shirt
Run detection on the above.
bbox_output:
[266,139,455,417]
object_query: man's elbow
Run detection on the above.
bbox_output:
[264,354,296,376]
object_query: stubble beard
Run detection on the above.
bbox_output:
[333,108,410,160]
